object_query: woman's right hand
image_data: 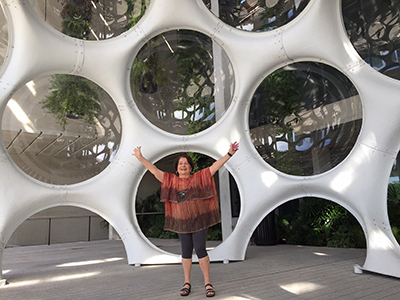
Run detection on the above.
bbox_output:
[132,146,164,182]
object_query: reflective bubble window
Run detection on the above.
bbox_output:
[28,0,148,40]
[203,0,310,32]
[249,62,362,176]
[343,0,400,80]
[0,3,8,70]
[130,30,234,135]
[2,75,122,185]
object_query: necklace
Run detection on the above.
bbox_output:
[177,177,191,199]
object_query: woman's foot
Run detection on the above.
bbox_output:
[180,282,191,296]
[205,283,215,297]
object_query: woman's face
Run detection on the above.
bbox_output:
[177,157,192,178]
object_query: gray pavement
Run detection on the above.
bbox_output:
[1,239,399,299]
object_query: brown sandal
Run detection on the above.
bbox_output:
[180,282,191,296]
[205,283,215,297]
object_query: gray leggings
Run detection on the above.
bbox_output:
[179,228,208,259]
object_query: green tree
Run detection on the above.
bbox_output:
[171,30,216,135]
[41,75,101,132]
[126,0,149,29]
[250,70,302,175]
[43,0,101,131]
[60,0,92,39]
[130,36,166,94]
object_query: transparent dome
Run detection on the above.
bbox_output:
[2,75,122,185]
[203,0,311,32]
[0,3,8,70]
[249,62,362,176]
[343,0,400,80]
[130,29,234,135]
[28,0,149,40]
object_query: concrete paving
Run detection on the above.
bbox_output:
[1,239,400,299]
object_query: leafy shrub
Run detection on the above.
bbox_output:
[276,197,366,248]
[387,182,400,243]
[136,188,179,239]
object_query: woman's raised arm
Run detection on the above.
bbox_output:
[209,142,239,177]
[133,146,164,182]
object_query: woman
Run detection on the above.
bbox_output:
[133,142,239,297]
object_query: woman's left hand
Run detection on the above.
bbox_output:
[228,141,239,156]
[210,141,239,176]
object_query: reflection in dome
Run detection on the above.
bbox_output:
[0,3,8,70]
[2,75,122,185]
[130,30,234,135]
[343,0,400,80]
[203,0,310,32]
[392,50,400,63]
[372,40,391,56]
[249,62,362,176]
[365,57,386,71]
[295,137,313,151]
[276,141,288,152]
[28,0,148,40]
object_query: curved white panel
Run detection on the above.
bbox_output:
[1,0,400,280]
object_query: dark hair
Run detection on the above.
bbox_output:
[174,153,195,174]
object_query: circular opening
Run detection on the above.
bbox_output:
[135,152,240,254]
[2,74,122,185]
[130,29,234,135]
[0,3,8,70]
[203,0,311,32]
[273,197,366,248]
[7,206,109,246]
[343,0,400,80]
[28,0,149,40]
[388,154,400,247]
[249,62,362,176]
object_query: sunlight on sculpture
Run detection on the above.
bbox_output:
[330,170,355,194]
[370,230,396,251]
[261,171,278,188]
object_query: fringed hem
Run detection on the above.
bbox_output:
[164,220,221,234]
[164,210,221,234]
[160,194,214,204]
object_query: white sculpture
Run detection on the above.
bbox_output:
[1,0,400,284]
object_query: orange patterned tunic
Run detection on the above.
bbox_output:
[160,167,221,234]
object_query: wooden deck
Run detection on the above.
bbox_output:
[1,239,399,299]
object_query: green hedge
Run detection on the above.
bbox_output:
[388,182,400,243]
[276,183,400,249]
[275,197,366,248]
